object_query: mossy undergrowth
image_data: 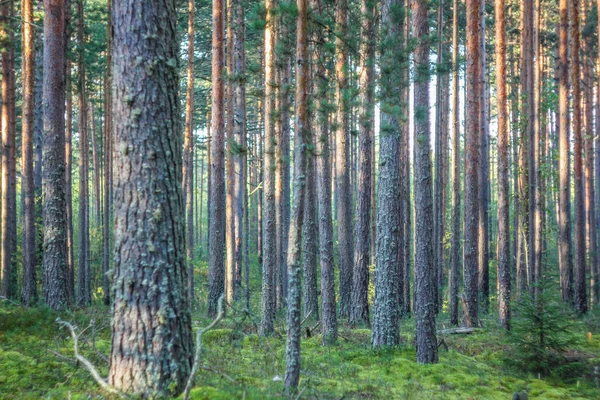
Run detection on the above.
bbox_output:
[1,262,599,399]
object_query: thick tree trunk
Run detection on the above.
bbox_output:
[0,0,17,299]
[109,0,193,395]
[42,0,69,310]
[464,0,481,328]
[285,0,309,389]
[208,0,226,317]
[76,0,91,306]
[372,0,405,347]
[496,0,511,330]
[571,0,587,313]
[412,0,438,363]
[21,0,37,305]
[335,0,353,318]
[351,0,376,327]
[558,0,573,303]
[260,0,277,335]
[449,0,461,326]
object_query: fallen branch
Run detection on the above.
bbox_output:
[183,295,226,400]
[437,327,476,335]
[199,365,236,383]
[56,318,122,397]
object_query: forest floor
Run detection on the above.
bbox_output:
[1,261,600,399]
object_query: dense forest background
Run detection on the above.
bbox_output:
[1,0,600,398]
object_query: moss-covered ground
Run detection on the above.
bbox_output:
[1,261,599,399]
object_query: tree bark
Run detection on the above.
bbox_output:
[412,0,438,363]
[496,0,511,330]
[335,0,353,318]
[302,163,318,320]
[464,0,481,328]
[351,0,376,327]
[285,0,309,389]
[42,0,69,310]
[208,0,226,317]
[109,0,193,395]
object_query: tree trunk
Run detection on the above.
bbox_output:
[464,0,481,328]
[571,0,586,313]
[449,0,461,326]
[208,0,226,317]
[412,0,438,363]
[496,0,511,330]
[558,0,573,303]
[260,0,277,335]
[285,0,309,389]
[109,0,193,395]
[102,0,113,306]
[0,0,16,299]
[302,163,319,320]
[335,0,353,318]
[42,0,69,310]
[226,0,236,303]
[21,0,37,305]
[351,0,375,327]
[91,103,101,227]
[76,0,91,307]
[372,0,405,347]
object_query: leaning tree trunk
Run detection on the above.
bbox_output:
[285,0,309,389]
[109,0,193,395]
[21,0,37,305]
[42,0,69,310]
[412,0,438,364]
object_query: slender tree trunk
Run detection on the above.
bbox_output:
[21,0,37,305]
[571,0,586,313]
[351,0,376,327]
[90,104,101,226]
[372,0,405,347]
[285,0,309,388]
[412,0,438,363]
[335,0,353,318]
[449,0,461,326]
[208,0,226,317]
[496,0,510,330]
[0,0,16,299]
[102,0,113,306]
[76,0,91,306]
[42,0,69,310]
[402,5,411,317]
[183,0,196,276]
[109,0,193,395]
[260,0,277,335]
[464,0,481,328]
[65,28,75,304]
[558,0,573,303]
[226,0,236,303]
[302,162,319,320]
[311,0,337,345]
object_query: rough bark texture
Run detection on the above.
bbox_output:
[335,0,353,318]
[496,0,510,330]
[571,0,586,313]
[0,0,16,299]
[260,0,277,335]
[412,0,438,363]
[208,0,226,317]
[351,0,376,327]
[109,0,193,395]
[285,0,309,389]
[449,0,460,327]
[311,0,337,345]
[42,0,69,310]
[464,0,481,328]
[372,0,405,348]
[103,0,113,306]
[21,0,37,305]
[77,0,91,307]
[401,10,411,316]
[558,0,573,303]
